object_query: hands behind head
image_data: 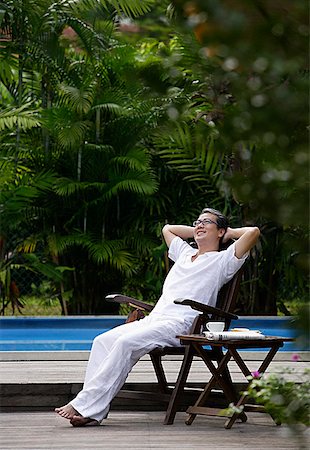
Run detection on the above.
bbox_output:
[222,227,232,244]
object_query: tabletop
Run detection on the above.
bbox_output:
[177,334,295,348]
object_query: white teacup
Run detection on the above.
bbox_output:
[206,322,225,332]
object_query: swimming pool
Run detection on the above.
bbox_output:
[0,316,305,351]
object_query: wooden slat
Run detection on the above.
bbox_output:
[244,404,266,413]
[0,358,307,384]
[186,406,221,416]
[0,411,305,449]
[0,354,307,412]
[1,350,309,362]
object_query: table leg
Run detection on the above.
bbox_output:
[186,346,245,425]
[225,344,281,429]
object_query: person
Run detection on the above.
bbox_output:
[55,207,260,426]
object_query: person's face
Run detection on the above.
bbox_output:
[193,212,225,244]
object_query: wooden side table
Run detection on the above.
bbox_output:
[177,334,294,429]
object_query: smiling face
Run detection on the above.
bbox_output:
[193,212,226,250]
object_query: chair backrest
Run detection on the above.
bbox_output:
[187,240,243,321]
[190,267,243,334]
[213,267,243,321]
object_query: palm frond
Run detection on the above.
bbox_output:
[54,178,106,196]
[72,0,154,18]
[124,232,157,255]
[0,157,16,185]
[92,102,127,118]
[0,103,41,131]
[51,15,109,54]
[111,147,151,171]
[0,50,18,87]
[22,253,72,282]
[86,239,134,270]
[84,143,114,153]
[59,83,95,114]
[153,121,224,185]
[109,0,154,17]
[106,169,158,198]
[0,170,56,225]
[49,232,135,272]
[43,106,90,148]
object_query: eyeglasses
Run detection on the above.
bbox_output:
[193,218,218,227]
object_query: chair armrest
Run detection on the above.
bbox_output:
[174,299,238,320]
[105,294,154,312]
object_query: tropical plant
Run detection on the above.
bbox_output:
[0,0,186,314]
[223,365,310,450]
[150,0,309,313]
[1,0,307,315]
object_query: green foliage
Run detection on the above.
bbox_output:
[72,0,155,18]
[0,104,41,131]
[0,244,72,315]
[169,0,308,228]
[3,294,62,316]
[2,280,64,315]
[154,121,225,185]
[0,0,171,315]
[245,369,310,428]
[151,0,309,313]
[222,365,310,448]
[0,0,308,315]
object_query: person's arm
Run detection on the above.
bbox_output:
[162,224,194,248]
[223,226,260,259]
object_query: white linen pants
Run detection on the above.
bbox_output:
[70,313,191,422]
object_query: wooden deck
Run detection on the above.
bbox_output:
[0,350,308,410]
[0,351,309,449]
[1,410,309,449]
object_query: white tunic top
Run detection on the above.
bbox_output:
[150,237,247,324]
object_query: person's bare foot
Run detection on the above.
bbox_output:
[70,415,99,427]
[55,403,79,419]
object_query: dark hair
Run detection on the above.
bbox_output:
[201,208,230,250]
[201,207,229,231]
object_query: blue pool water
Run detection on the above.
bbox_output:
[0,316,306,352]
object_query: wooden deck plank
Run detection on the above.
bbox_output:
[1,350,309,362]
[0,411,308,449]
[0,358,307,384]
[0,352,309,449]
[0,352,308,412]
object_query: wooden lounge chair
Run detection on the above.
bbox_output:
[106,267,244,425]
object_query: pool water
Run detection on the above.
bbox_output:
[0,317,124,351]
[0,316,305,352]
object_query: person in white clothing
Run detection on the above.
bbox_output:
[55,208,260,426]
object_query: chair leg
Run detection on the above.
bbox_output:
[164,346,194,425]
[150,352,169,394]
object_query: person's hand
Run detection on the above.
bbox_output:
[222,227,232,243]
[222,226,260,258]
